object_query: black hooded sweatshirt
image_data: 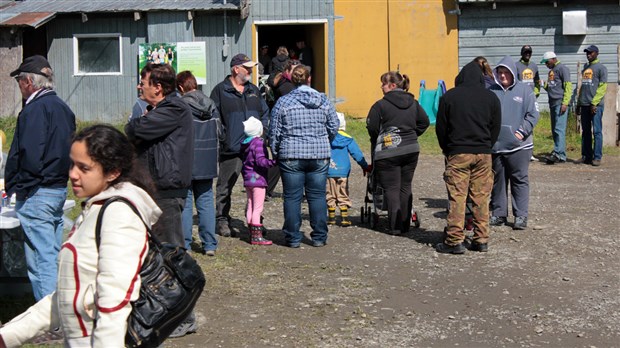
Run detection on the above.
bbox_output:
[366,89,430,161]
[435,61,501,156]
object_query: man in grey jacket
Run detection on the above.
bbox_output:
[488,56,540,230]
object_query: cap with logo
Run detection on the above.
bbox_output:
[230,53,258,68]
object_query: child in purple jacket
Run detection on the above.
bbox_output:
[241,117,276,245]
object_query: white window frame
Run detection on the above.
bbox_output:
[73,33,123,76]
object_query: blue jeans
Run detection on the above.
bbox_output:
[15,186,67,301]
[279,159,329,246]
[549,103,568,161]
[580,105,604,161]
[182,180,217,251]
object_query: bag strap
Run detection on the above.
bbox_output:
[94,196,158,251]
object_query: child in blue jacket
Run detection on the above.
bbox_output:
[327,113,369,226]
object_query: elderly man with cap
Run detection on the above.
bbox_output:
[541,52,573,164]
[577,45,608,166]
[5,55,76,301]
[210,53,270,237]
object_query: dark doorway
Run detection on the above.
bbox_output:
[256,23,326,93]
[22,26,48,58]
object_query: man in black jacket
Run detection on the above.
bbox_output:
[210,54,269,237]
[435,60,501,254]
[125,63,194,247]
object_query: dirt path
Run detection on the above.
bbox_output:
[168,155,620,348]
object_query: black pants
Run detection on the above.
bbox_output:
[215,154,243,225]
[266,165,281,196]
[152,197,186,247]
[374,153,419,234]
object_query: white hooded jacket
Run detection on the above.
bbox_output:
[0,182,161,348]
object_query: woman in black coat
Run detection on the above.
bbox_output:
[366,71,430,235]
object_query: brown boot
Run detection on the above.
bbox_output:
[340,207,351,227]
[250,224,272,245]
[327,207,337,225]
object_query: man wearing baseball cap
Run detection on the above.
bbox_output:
[6,55,76,301]
[515,45,541,98]
[210,53,269,237]
[576,45,607,166]
[540,52,572,164]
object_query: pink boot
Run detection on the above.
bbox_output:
[250,224,272,245]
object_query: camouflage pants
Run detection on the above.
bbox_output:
[443,154,493,245]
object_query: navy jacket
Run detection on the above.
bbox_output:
[210,76,270,157]
[182,90,221,180]
[5,90,76,200]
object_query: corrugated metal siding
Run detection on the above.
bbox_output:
[458,3,620,108]
[147,11,194,42]
[194,12,247,93]
[47,14,146,122]
[252,0,331,20]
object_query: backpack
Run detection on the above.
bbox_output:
[95,196,206,347]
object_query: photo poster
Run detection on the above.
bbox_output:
[137,42,207,84]
[139,43,177,73]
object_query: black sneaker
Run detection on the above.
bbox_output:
[217,222,231,237]
[513,216,527,230]
[545,154,565,165]
[435,242,466,254]
[489,216,507,226]
[470,242,488,252]
[169,312,197,338]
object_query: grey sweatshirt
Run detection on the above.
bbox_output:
[489,56,540,154]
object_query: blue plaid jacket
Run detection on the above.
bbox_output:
[269,85,339,159]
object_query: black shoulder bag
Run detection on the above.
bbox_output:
[95,196,206,348]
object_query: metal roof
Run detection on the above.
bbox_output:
[0,0,240,26]
[1,0,240,13]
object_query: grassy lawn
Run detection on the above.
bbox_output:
[342,110,620,158]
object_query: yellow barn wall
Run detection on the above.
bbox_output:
[335,0,458,118]
[334,1,389,118]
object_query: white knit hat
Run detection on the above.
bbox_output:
[337,112,346,131]
[243,116,263,138]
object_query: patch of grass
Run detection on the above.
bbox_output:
[342,111,619,158]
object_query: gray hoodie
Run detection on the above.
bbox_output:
[489,56,540,154]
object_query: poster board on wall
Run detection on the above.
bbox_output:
[138,42,207,84]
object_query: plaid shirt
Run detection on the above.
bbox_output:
[269,85,339,159]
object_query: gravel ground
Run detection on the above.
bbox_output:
[165,154,619,348]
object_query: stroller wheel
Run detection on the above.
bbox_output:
[366,207,372,223]
[360,207,365,222]
[370,212,379,229]
[412,210,421,228]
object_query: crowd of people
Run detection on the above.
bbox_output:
[0,42,609,346]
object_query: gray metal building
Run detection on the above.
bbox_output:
[457,0,619,109]
[0,0,336,122]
